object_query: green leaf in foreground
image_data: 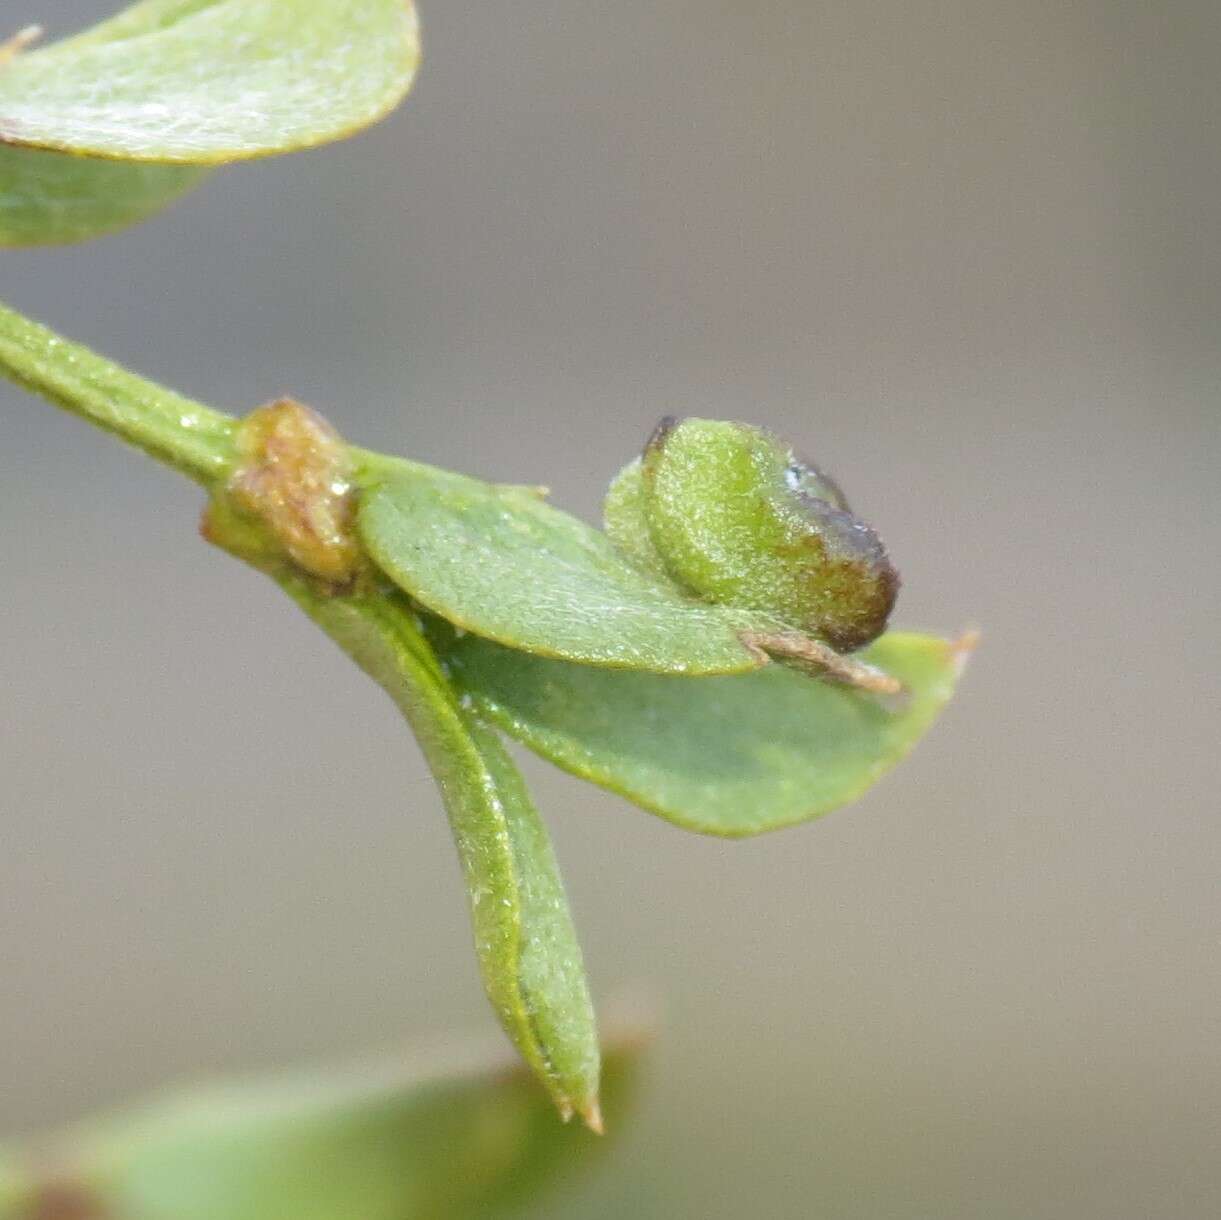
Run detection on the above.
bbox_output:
[442,628,973,837]
[255,572,602,1128]
[357,467,788,675]
[0,143,206,246]
[40,1040,641,1220]
[0,1,421,163]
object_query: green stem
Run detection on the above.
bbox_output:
[0,299,238,485]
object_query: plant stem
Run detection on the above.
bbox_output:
[0,299,237,485]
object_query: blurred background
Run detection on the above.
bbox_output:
[2,1,1218,1216]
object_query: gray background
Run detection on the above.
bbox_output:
[2,2,1219,1216]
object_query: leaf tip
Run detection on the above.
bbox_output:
[552,1091,603,1133]
[947,626,981,677]
[0,24,42,67]
[578,1095,605,1135]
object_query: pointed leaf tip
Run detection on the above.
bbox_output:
[579,1097,606,1135]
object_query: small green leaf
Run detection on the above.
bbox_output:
[356,464,787,675]
[55,1041,642,1220]
[0,143,206,246]
[442,627,972,837]
[0,1,420,163]
[265,576,602,1127]
[601,456,672,580]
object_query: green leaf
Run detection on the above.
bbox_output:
[356,463,787,675]
[601,456,673,580]
[0,0,420,244]
[263,575,602,1127]
[55,1040,642,1220]
[441,627,971,837]
[0,143,206,246]
[0,1,421,163]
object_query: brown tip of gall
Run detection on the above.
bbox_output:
[644,415,678,458]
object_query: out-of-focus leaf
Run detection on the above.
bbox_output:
[0,1153,30,1219]
[51,1041,642,1220]
[0,1,420,163]
[0,143,205,245]
[267,577,601,1127]
[356,465,788,675]
[0,0,419,243]
[442,628,971,836]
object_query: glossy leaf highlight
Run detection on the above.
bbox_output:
[443,628,970,837]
